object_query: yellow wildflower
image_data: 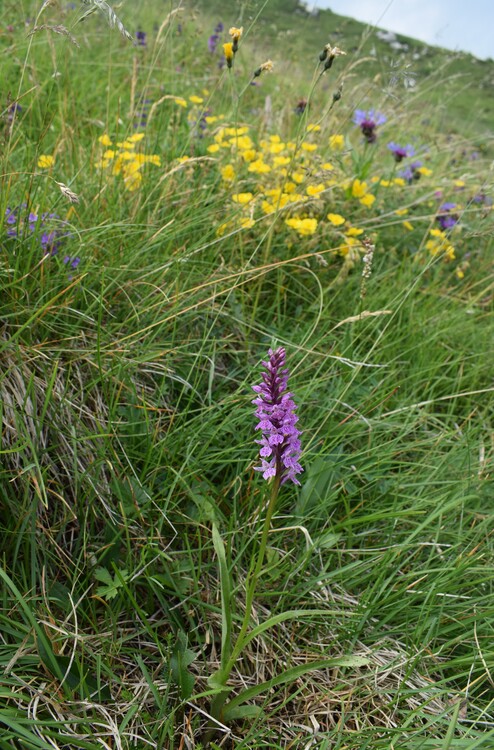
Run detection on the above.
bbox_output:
[262,201,276,215]
[232,192,254,204]
[127,133,145,143]
[241,149,257,162]
[403,221,414,231]
[173,97,187,108]
[221,164,235,182]
[306,184,325,197]
[236,135,253,149]
[248,159,271,174]
[37,154,55,169]
[98,134,113,146]
[322,162,334,171]
[225,127,249,136]
[346,227,363,236]
[253,60,274,78]
[240,217,255,229]
[269,142,286,154]
[339,236,360,257]
[360,193,375,207]
[329,134,344,150]
[417,166,432,177]
[189,95,204,104]
[124,171,143,192]
[223,42,234,67]
[393,177,406,186]
[307,124,321,132]
[301,142,317,152]
[216,222,230,236]
[285,217,318,236]
[207,144,220,153]
[351,179,367,198]
[395,208,408,216]
[327,213,346,226]
[229,26,243,43]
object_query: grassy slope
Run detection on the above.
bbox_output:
[0,1,493,748]
[196,0,494,142]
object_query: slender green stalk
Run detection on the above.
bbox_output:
[207,475,281,730]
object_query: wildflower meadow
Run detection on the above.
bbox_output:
[0,1,493,748]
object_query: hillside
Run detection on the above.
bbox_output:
[193,0,494,143]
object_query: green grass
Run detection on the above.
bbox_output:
[0,1,493,748]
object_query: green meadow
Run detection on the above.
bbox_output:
[0,1,493,748]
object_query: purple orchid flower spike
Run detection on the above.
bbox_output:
[252,347,303,486]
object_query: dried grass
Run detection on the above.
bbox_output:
[79,0,133,42]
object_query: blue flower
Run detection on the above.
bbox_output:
[353,109,386,143]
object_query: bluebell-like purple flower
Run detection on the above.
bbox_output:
[3,205,73,263]
[207,22,224,54]
[208,34,219,53]
[136,30,147,47]
[133,97,152,129]
[387,141,415,162]
[252,348,303,485]
[353,109,386,143]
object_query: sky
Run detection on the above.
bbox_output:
[311,0,493,60]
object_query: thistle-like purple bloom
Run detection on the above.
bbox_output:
[252,348,303,485]
[437,202,459,230]
[387,141,415,162]
[353,109,386,143]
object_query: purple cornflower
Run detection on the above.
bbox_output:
[437,202,459,230]
[399,160,423,183]
[252,348,303,486]
[353,109,386,143]
[387,141,415,162]
[295,98,308,115]
[472,192,492,206]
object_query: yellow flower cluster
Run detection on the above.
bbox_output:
[204,117,471,276]
[210,125,370,239]
[95,133,161,192]
[425,228,456,261]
